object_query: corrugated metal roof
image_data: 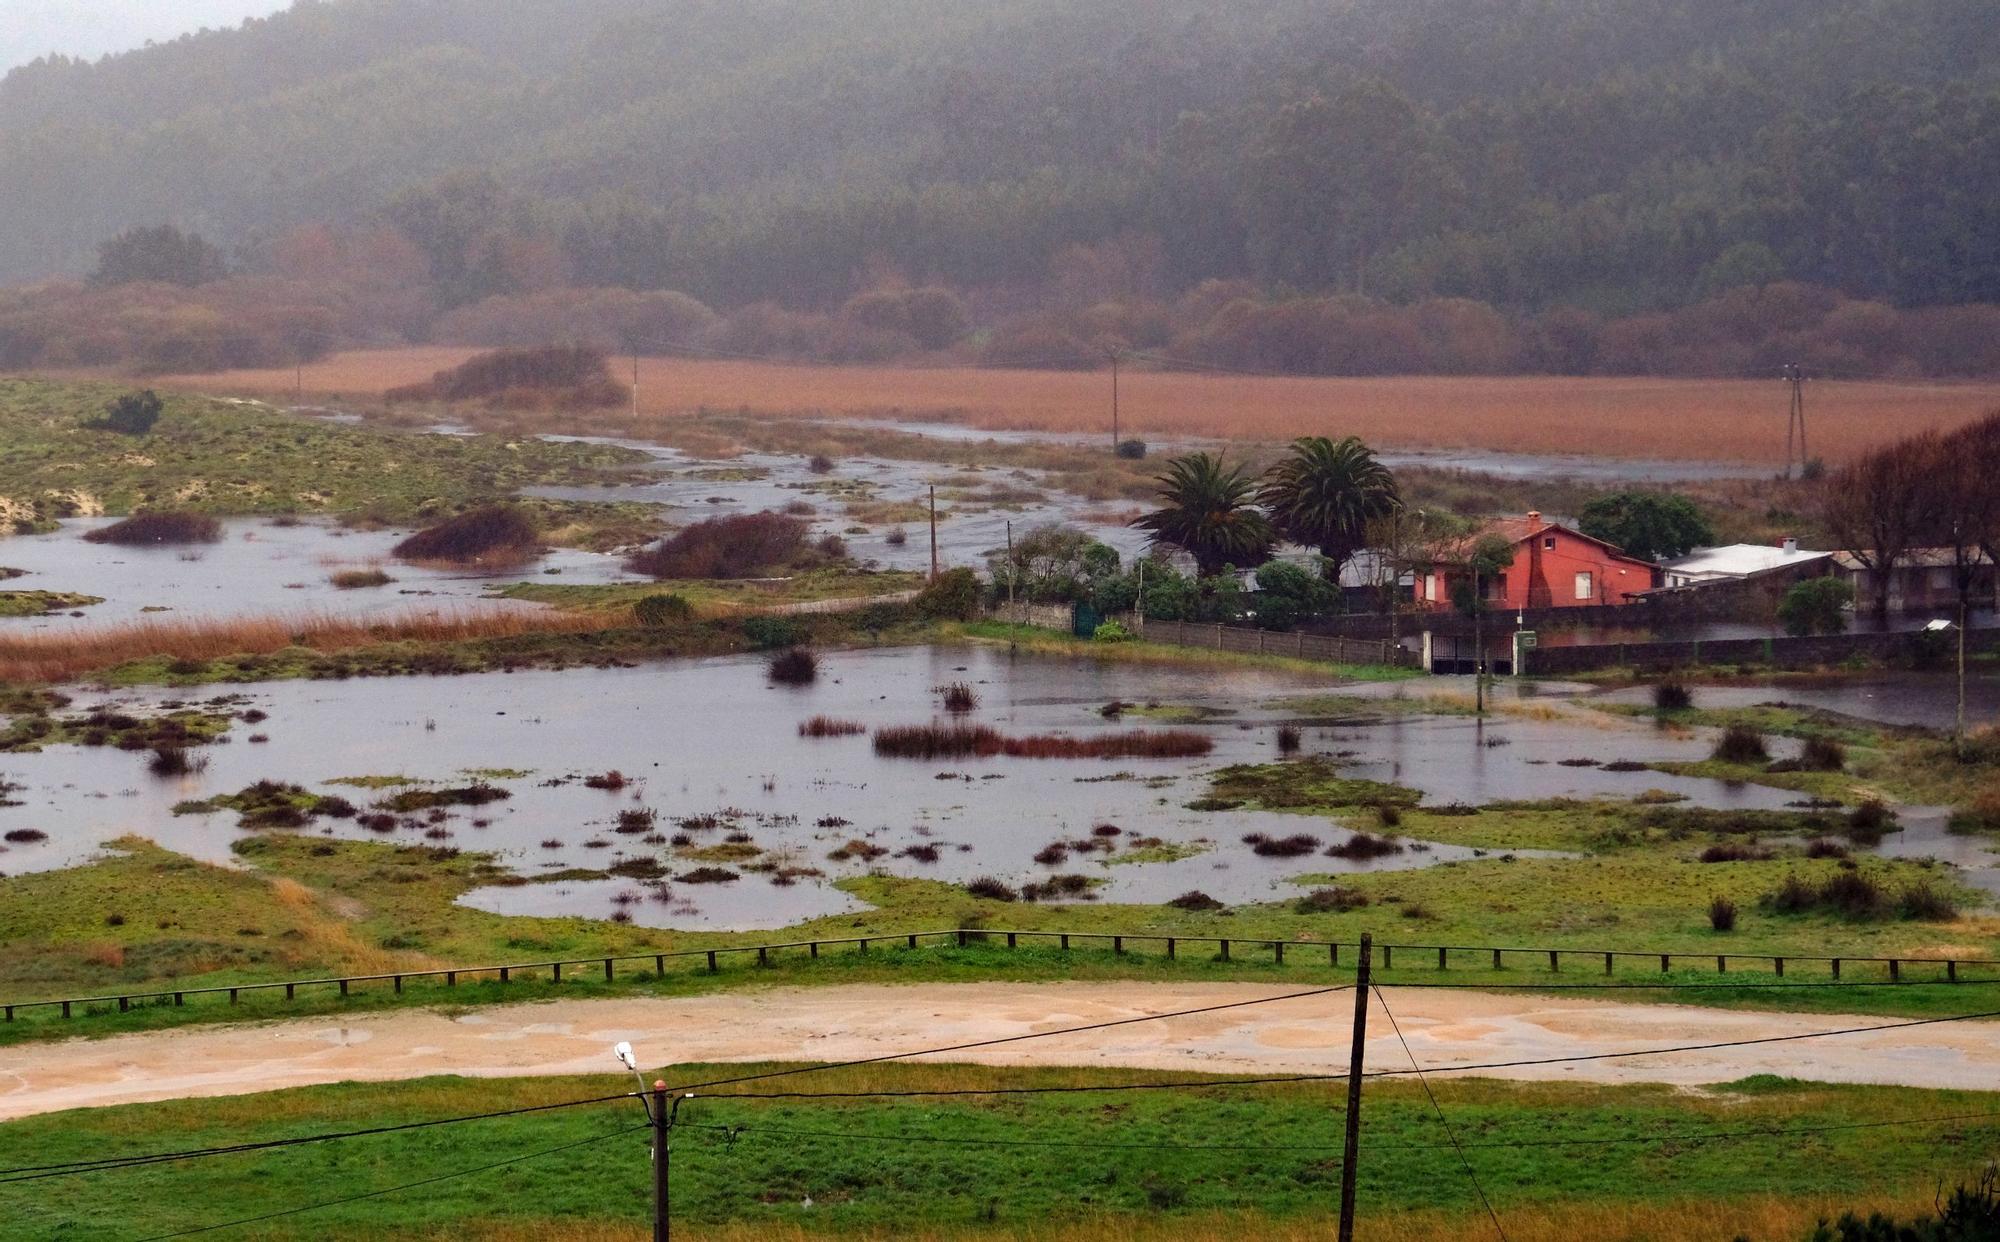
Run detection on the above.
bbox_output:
[1663,543,1832,578]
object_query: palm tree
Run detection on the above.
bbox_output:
[1259,435,1401,581]
[1132,453,1276,577]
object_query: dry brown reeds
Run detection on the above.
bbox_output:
[0,607,601,684]
[872,723,1212,760]
[799,716,867,738]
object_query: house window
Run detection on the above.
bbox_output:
[1543,537,1556,550]
[1574,571,1594,600]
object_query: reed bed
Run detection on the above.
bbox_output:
[798,716,867,738]
[0,608,602,684]
[873,723,1212,760]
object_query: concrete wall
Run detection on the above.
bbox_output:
[1522,626,2000,675]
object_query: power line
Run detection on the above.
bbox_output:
[1374,985,1508,1242]
[700,1004,2000,1101]
[0,1091,636,1184]
[130,1122,646,1241]
[654,981,1356,1095]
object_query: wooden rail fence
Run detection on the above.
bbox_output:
[5,928,1993,1024]
[1135,620,1416,668]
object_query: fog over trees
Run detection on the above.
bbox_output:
[2,0,1995,377]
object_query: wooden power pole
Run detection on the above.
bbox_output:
[928,485,939,581]
[651,1081,670,1242]
[1338,933,1373,1242]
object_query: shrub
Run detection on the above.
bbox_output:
[3,828,48,843]
[1092,620,1134,643]
[768,647,820,685]
[1708,896,1737,931]
[808,454,835,474]
[584,770,629,790]
[1295,887,1369,914]
[627,512,810,579]
[388,345,627,407]
[1276,724,1302,754]
[799,716,866,737]
[82,512,221,546]
[1242,832,1321,857]
[1898,881,1960,921]
[1711,725,1769,764]
[1326,831,1405,860]
[1020,873,1097,902]
[633,593,694,627]
[965,877,1018,902]
[393,506,539,565]
[1033,843,1068,865]
[1653,681,1692,711]
[1761,870,1946,920]
[885,527,908,546]
[1699,842,1771,862]
[90,390,163,436]
[1777,576,1855,637]
[614,808,657,834]
[1848,799,1895,842]
[1805,838,1851,859]
[329,568,393,590]
[1167,890,1225,911]
[147,746,204,777]
[1373,803,1402,829]
[743,615,807,650]
[677,867,739,884]
[1115,439,1148,460]
[940,682,979,714]
[914,567,981,620]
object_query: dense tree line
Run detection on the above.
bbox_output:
[1,0,1995,375]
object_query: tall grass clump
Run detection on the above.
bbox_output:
[768,647,820,685]
[83,512,221,546]
[1326,831,1405,860]
[1712,725,1769,764]
[1799,735,1847,772]
[871,723,1211,760]
[799,716,866,738]
[940,682,979,714]
[627,512,811,579]
[1276,724,1302,754]
[1653,681,1692,711]
[1708,896,1737,931]
[329,568,394,589]
[1761,870,1954,921]
[393,505,540,565]
[386,345,628,407]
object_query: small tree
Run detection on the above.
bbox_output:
[1252,559,1339,630]
[91,390,164,436]
[1576,491,1713,561]
[1776,576,1854,637]
[1460,533,1516,714]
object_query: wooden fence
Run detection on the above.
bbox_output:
[6,927,1990,1025]
[1137,619,1416,668]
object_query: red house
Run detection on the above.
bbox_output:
[1417,511,1659,611]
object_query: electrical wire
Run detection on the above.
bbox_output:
[0,1090,638,1184]
[128,1122,647,1241]
[654,981,1356,1094]
[1373,985,1508,1241]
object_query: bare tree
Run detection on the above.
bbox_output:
[1822,432,1939,622]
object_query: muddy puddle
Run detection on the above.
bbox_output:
[0,647,1912,931]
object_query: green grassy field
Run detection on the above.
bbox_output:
[0,1065,1987,1240]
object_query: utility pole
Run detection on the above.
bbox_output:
[928,485,939,581]
[1006,520,1016,614]
[651,1080,670,1242]
[633,352,641,421]
[1108,348,1122,452]
[1782,363,1808,477]
[1337,933,1373,1242]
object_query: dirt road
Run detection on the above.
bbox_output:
[3,982,1995,1119]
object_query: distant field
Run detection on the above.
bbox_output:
[158,348,2000,465]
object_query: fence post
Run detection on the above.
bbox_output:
[1890,959,1900,981]
[552,962,562,984]
[1060,934,1069,951]
[1548,950,1559,972]
[1006,932,1016,949]
[706,951,718,972]
[1219,939,1230,961]
[1493,948,1502,970]
[1604,952,1613,976]
[1949,960,1959,982]
[1831,958,1841,979]
[1272,941,1283,965]
[1167,938,1176,960]
[605,958,614,982]
[1774,957,1784,978]
[1438,947,1447,970]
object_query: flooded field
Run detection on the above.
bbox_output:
[0,647,1883,931]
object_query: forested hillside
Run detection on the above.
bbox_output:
[2,0,1996,377]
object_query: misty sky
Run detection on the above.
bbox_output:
[3,1,292,73]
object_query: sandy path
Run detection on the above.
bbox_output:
[2,982,1995,1120]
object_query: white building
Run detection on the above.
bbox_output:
[1660,538,1831,589]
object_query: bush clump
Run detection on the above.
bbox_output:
[768,647,820,685]
[1708,896,1737,931]
[1653,681,1692,711]
[1712,725,1770,764]
[627,512,812,579]
[1276,724,1302,754]
[1325,831,1405,860]
[1242,832,1321,857]
[83,511,222,546]
[1166,890,1225,911]
[633,593,694,627]
[1115,439,1148,460]
[914,567,981,620]
[1295,887,1369,914]
[329,568,394,590]
[1762,870,1958,921]
[873,723,1211,760]
[1092,620,1134,643]
[387,345,628,408]
[1798,735,1847,772]
[940,682,979,714]
[393,505,540,565]
[799,716,866,738]
[965,876,1018,902]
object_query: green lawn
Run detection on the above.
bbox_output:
[0,1067,1988,1240]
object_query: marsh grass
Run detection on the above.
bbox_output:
[392,505,540,566]
[1713,725,1771,764]
[798,716,866,738]
[328,568,394,589]
[940,681,980,714]
[873,723,1212,760]
[768,647,820,685]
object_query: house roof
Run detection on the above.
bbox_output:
[1436,513,1652,568]
[1663,543,1832,578]
[1833,548,1996,570]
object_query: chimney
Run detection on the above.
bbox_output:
[1781,536,1798,554]
[1527,510,1542,527]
